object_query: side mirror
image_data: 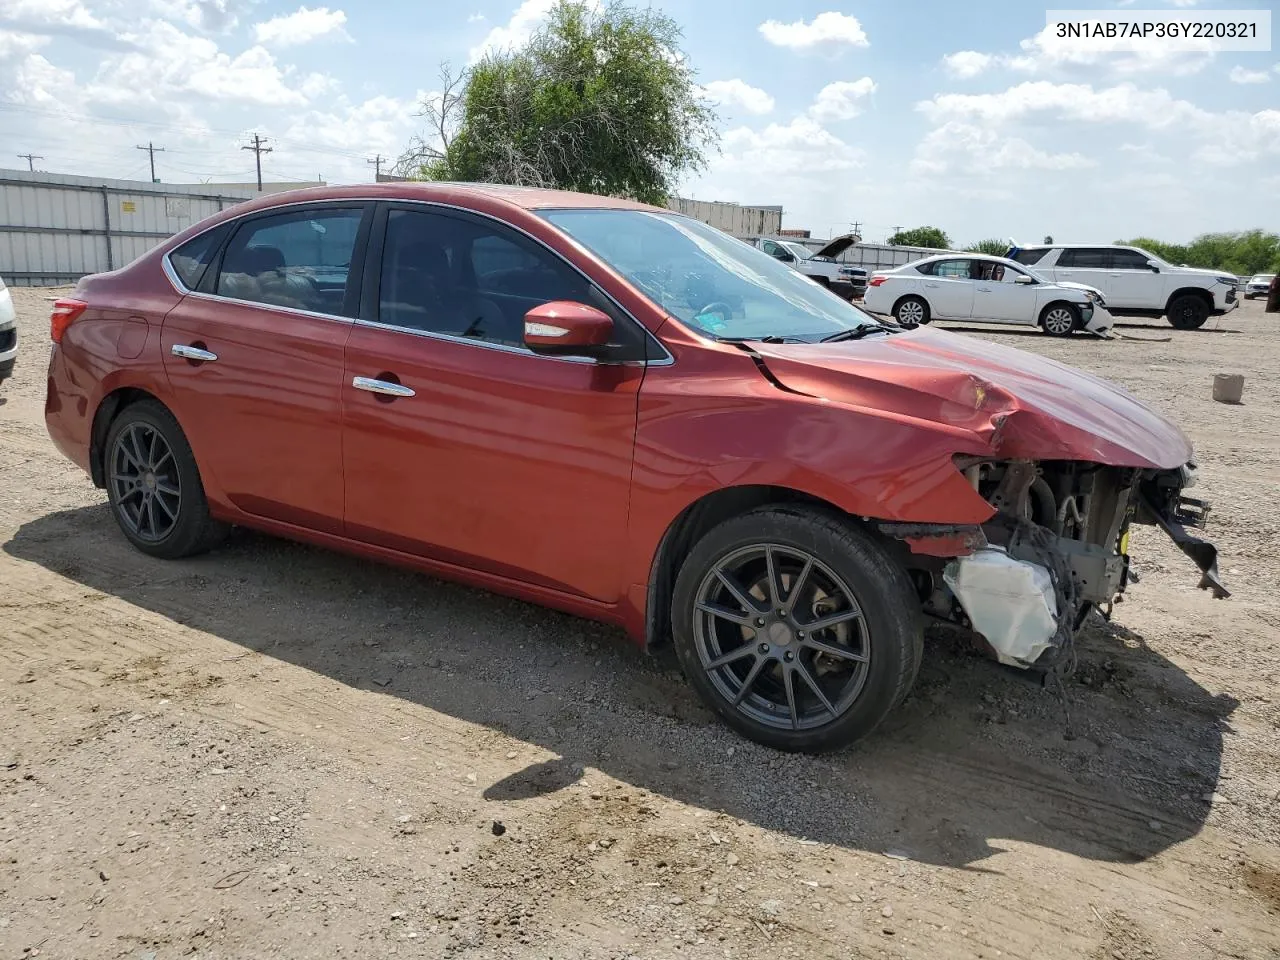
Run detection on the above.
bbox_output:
[524,301,614,356]
[1014,274,1035,285]
[1147,259,1161,272]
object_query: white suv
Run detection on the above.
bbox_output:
[0,275,16,386]
[1006,244,1238,330]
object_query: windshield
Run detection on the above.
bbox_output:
[778,241,812,261]
[540,209,882,341]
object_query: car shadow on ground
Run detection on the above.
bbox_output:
[5,505,1237,870]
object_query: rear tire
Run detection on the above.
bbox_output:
[1040,302,1079,337]
[671,506,923,753]
[104,400,230,559]
[894,296,930,326]
[1167,294,1210,330]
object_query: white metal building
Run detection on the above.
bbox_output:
[665,198,784,239]
[0,170,316,286]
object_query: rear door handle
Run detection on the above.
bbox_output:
[352,376,415,398]
[925,282,940,288]
[977,286,992,292]
[171,344,218,362]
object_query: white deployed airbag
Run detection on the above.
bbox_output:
[943,547,1059,668]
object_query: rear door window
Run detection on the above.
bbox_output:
[933,259,974,278]
[1057,248,1111,269]
[215,207,366,316]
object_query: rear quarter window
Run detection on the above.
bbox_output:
[168,225,227,290]
[1010,248,1048,266]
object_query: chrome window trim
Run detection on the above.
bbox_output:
[160,194,674,366]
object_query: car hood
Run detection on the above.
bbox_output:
[1170,265,1234,282]
[1053,280,1103,298]
[750,327,1192,469]
[814,234,857,260]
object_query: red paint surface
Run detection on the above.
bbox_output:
[45,183,1196,646]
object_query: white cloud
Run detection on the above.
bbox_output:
[469,0,555,63]
[87,20,317,109]
[0,28,48,58]
[942,51,995,79]
[0,0,105,32]
[699,79,774,116]
[911,121,1095,176]
[1229,65,1271,84]
[253,6,348,47]
[808,78,876,121]
[720,116,865,176]
[468,12,484,22]
[758,12,868,53]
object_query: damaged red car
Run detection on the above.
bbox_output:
[44,184,1227,752]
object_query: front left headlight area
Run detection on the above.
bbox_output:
[879,458,1226,674]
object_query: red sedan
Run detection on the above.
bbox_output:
[44,183,1225,752]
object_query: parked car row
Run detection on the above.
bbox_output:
[861,253,1111,337]
[42,182,1225,752]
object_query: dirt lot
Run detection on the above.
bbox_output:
[1,287,1278,960]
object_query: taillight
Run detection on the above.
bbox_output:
[50,298,87,343]
[869,276,887,287]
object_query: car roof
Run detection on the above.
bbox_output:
[1016,243,1142,250]
[225,181,662,215]
[906,253,1023,266]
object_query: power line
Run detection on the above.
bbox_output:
[17,152,43,171]
[241,133,273,191]
[135,141,166,183]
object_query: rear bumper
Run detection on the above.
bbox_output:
[0,322,15,381]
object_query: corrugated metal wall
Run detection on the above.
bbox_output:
[0,170,264,286]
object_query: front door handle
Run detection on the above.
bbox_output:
[352,376,415,398]
[925,282,940,288]
[976,286,992,292]
[171,344,218,362]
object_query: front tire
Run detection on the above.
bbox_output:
[1167,294,1209,330]
[104,400,229,559]
[1040,302,1079,337]
[894,295,930,326]
[671,506,923,753]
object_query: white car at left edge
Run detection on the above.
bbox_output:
[0,274,16,386]
[862,253,1112,337]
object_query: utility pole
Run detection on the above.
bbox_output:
[135,141,165,182]
[850,221,862,241]
[17,153,43,172]
[889,225,903,244]
[241,133,273,191]
[366,155,384,180]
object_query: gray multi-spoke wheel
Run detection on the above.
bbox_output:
[672,506,922,753]
[110,421,181,543]
[1040,302,1079,337]
[103,400,229,559]
[893,296,930,326]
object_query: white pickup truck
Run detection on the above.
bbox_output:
[1005,243,1239,330]
[751,236,868,300]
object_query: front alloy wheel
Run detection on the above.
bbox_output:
[1041,304,1078,337]
[693,544,870,732]
[672,507,923,753]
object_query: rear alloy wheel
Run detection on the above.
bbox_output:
[1040,303,1079,337]
[104,400,229,559]
[672,507,922,753]
[1167,294,1209,330]
[894,296,930,326]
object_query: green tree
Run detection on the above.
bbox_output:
[964,238,1008,256]
[888,226,951,249]
[397,1,717,204]
[1118,230,1280,275]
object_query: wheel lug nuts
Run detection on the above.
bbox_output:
[797,631,805,638]
[756,617,766,627]
[784,651,795,662]
[758,643,770,654]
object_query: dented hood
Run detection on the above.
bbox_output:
[751,327,1192,469]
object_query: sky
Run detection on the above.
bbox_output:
[0,0,1277,245]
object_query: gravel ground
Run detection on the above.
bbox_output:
[1,287,1278,959]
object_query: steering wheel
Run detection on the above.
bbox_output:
[694,301,734,326]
